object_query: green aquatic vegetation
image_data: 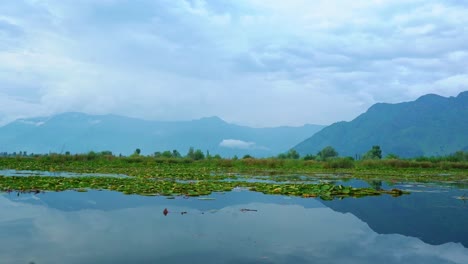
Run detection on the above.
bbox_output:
[0,156,466,183]
[0,176,408,199]
[0,156,466,198]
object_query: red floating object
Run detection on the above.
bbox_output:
[163,208,169,216]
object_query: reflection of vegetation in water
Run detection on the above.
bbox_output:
[368,180,383,191]
[454,194,468,201]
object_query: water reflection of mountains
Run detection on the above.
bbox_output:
[7,186,468,248]
[4,192,467,264]
[325,189,468,248]
[4,190,324,212]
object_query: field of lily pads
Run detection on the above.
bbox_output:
[0,155,466,199]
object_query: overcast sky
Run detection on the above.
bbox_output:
[1,0,467,127]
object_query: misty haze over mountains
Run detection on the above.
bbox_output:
[0,91,466,158]
[0,112,323,157]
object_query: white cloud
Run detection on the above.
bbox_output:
[435,74,468,88]
[0,0,467,126]
[17,120,44,126]
[219,139,255,149]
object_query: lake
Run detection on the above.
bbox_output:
[1,179,467,264]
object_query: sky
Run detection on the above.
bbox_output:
[0,0,467,127]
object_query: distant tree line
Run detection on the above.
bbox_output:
[1,145,467,165]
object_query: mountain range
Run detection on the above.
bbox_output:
[1,91,467,158]
[294,91,468,158]
[0,112,324,157]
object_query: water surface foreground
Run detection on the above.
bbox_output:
[1,180,467,264]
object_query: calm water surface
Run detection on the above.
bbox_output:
[1,180,467,264]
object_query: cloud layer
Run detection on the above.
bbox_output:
[219,139,256,149]
[1,0,467,126]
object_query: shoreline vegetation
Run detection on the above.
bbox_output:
[0,148,467,199]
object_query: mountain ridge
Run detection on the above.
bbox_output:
[294,91,468,158]
[0,112,324,157]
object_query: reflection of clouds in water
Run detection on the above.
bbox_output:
[0,196,467,264]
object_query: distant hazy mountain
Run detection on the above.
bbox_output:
[294,91,468,158]
[0,112,324,157]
